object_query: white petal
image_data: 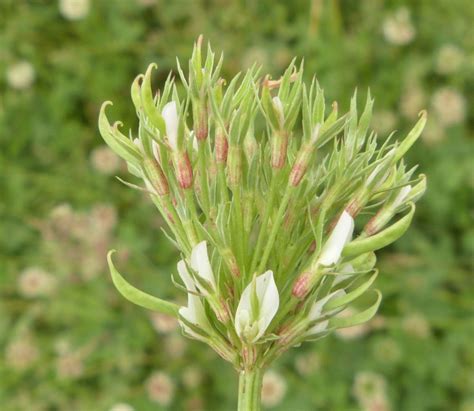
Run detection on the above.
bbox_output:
[255,271,279,340]
[393,185,412,208]
[308,289,346,321]
[235,308,250,338]
[333,264,355,286]
[162,101,179,150]
[152,140,160,162]
[177,260,196,292]
[133,138,144,153]
[190,241,216,290]
[319,211,354,266]
[306,320,329,335]
[235,271,279,342]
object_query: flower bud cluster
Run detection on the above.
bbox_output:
[99,38,426,370]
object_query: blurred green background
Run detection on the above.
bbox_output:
[1,0,473,410]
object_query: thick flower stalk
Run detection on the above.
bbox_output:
[99,37,426,410]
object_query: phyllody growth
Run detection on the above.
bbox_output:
[99,37,426,380]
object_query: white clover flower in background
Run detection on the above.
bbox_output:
[399,85,426,119]
[372,110,397,136]
[149,312,179,334]
[90,145,121,175]
[6,61,35,90]
[335,307,371,340]
[17,267,57,298]
[294,352,322,376]
[401,312,431,338]
[235,271,279,343]
[261,370,287,408]
[382,7,416,45]
[421,118,445,146]
[59,0,90,20]
[435,44,465,75]
[55,352,85,380]
[163,333,187,359]
[146,371,175,406]
[431,87,466,126]
[109,403,135,411]
[182,366,204,389]
[5,337,39,370]
[353,371,389,411]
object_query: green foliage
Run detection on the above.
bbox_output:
[1,0,472,410]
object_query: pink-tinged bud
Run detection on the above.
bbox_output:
[271,130,289,169]
[174,151,193,189]
[292,271,312,299]
[143,158,169,196]
[196,107,208,141]
[215,127,229,164]
[227,145,242,187]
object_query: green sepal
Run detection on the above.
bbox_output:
[98,102,142,166]
[342,203,415,258]
[141,63,166,135]
[329,290,382,328]
[107,250,179,317]
[325,270,378,310]
[394,111,427,163]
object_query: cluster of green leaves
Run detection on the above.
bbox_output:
[1,0,472,410]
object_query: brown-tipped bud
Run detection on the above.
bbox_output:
[222,248,241,278]
[142,157,169,196]
[215,127,229,163]
[346,198,362,218]
[271,130,288,169]
[292,271,312,299]
[174,151,193,189]
[227,145,242,187]
[196,106,208,141]
[364,209,383,236]
[215,298,230,324]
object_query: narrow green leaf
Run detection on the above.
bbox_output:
[325,271,378,310]
[329,290,382,328]
[394,111,427,163]
[342,203,415,258]
[107,250,179,317]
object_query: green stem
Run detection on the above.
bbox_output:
[238,368,263,411]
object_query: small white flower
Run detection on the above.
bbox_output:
[261,370,287,408]
[162,101,179,150]
[109,403,135,411]
[305,289,345,336]
[319,211,354,266]
[436,44,464,75]
[6,61,35,90]
[146,371,175,406]
[235,271,279,343]
[177,260,210,339]
[190,241,216,292]
[382,8,416,46]
[59,0,90,21]
[431,87,466,126]
[90,145,121,175]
